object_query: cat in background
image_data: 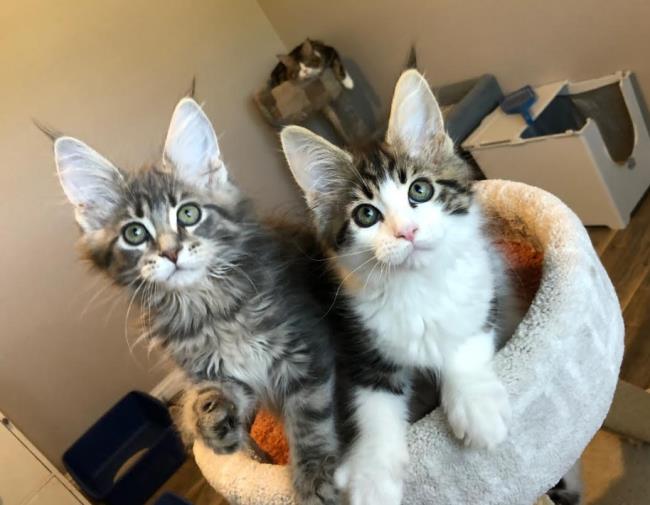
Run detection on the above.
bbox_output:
[547,462,583,505]
[270,38,354,89]
[281,69,514,505]
[47,97,353,505]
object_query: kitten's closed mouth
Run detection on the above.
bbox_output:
[165,265,196,280]
[393,242,436,269]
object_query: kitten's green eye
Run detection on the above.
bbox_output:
[408,179,434,203]
[177,203,201,226]
[352,204,381,228]
[122,223,148,246]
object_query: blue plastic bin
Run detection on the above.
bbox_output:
[154,492,194,505]
[63,391,186,505]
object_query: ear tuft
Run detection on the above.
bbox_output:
[186,76,197,98]
[163,98,227,189]
[386,69,446,158]
[54,136,124,232]
[33,119,62,142]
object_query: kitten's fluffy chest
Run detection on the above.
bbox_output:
[207,322,276,384]
[350,245,495,369]
[168,318,276,386]
[156,289,280,390]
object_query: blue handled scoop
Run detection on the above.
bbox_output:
[501,85,537,126]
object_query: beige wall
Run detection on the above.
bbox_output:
[0,0,292,467]
[6,0,649,470]
[259,0,650,117]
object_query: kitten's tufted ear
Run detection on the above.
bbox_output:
[280,125,352,205]
[54,136,125,232]
[386,69,450,158]
[163,97,228,189]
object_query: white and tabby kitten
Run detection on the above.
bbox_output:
[281,69,512,504]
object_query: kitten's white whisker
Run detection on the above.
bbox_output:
[321,255,376,319]
[210,260,258,293]
[104,292,126,325]
[101,277,138,326]
[124,279,146,364]
[363,261,380,293]
[79,281,114,320]
[311,247,376,263]
[78,275,104,297]
[143,283,156,349]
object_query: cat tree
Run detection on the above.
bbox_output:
[191,180,624,505]
[254,68,366,143]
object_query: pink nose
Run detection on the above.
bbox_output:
[160,248,180,264]
[396,225,418,242]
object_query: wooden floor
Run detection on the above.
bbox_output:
[149,191,650,504]
[146,457,228,505]
[587,190,650,389]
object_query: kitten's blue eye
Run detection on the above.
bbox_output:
[177,203,201,226]
[122,223,148,245]
[353,204,381,228]
[408,179,434,203]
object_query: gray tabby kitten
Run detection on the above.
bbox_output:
[50,97,343,505]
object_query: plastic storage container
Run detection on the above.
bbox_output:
[154,492,194,505]
[462,71,650,229]
[63,391,186,505]
[430,74,503,179]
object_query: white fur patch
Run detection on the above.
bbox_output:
[298,62,321,79]
[341,73,354,89]
[336,389,409,505]
[341,200,511,449]
[441,330,511,448]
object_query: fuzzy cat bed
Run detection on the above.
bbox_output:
[193,180,624,505]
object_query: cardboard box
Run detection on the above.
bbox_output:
[463,71,650,228]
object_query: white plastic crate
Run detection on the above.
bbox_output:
[463,71,650,228]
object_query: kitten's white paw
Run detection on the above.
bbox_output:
[350,474,402,505]
[335,456,406,505]
[443,375,511,450]
[333,462,351,490]
[340,467,403,505]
